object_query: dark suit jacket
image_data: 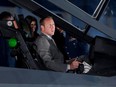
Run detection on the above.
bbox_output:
[34,33,67,72]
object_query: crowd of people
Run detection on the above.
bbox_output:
[0,11,91,74]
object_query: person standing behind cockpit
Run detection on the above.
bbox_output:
[25,15,39,42]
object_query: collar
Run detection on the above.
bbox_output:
[42,33,52,40]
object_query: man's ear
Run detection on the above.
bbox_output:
[40,25,44,31]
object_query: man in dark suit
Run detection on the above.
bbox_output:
[34,16,81,72]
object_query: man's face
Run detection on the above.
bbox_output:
[41,18,55,36]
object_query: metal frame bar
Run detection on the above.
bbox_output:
[84,0,110,34]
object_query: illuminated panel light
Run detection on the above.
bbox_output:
[8,38,17,48]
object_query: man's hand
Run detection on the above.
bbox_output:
[70,59,81,70]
